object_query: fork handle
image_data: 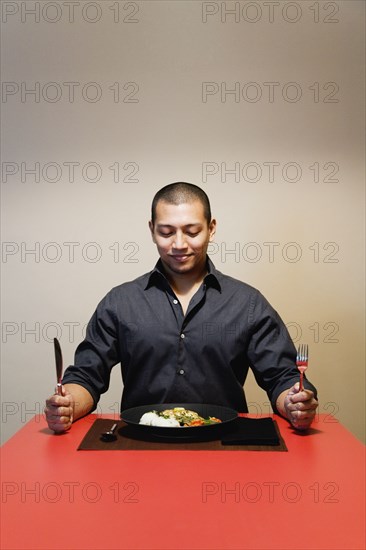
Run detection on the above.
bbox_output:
[299,372,304,392]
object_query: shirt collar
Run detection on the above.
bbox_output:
[145,256,222,292]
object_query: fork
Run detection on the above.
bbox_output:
[296,344,308,391]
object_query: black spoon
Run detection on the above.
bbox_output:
[101,423,118,442]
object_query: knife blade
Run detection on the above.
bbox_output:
[53,337,63,395]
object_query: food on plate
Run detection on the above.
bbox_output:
[139,412,180,427]
[139,407,222,427]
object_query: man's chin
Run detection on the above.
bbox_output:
[167,263,193,275]
[163,258,196,275]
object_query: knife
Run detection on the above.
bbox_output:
[53,337,63,395]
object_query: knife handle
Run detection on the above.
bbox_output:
[56,383,63,396]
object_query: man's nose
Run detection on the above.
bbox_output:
[172,231,187,249]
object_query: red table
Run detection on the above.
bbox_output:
[1,413,365,550]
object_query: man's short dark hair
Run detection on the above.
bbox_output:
[151,182,212,226]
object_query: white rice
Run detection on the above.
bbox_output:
[139,412,180,427]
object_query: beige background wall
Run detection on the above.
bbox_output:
[1,0,365,444]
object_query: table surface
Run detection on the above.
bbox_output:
[1,413,365,550]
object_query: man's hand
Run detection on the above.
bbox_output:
[44,383,94,433]
[277,383,318,430]
[45,386,74,433]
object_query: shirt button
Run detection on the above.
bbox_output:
[173,299,178,304]
[178,369,185,375]
[180,333,185,339]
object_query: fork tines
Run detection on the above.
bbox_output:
[297,344,309,364]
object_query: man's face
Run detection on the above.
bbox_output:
[149,200,216,278]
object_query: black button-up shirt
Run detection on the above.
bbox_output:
[62,258,317,413]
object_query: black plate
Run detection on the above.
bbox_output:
[120,403,238,441]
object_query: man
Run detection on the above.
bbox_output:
[45,182,318,433]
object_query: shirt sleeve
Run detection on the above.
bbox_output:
[246,291,318,413]
[61,290,120,409]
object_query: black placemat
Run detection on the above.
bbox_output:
[77,418,288,451]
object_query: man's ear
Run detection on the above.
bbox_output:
[209,218,217,241]
[148,220,156,243]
